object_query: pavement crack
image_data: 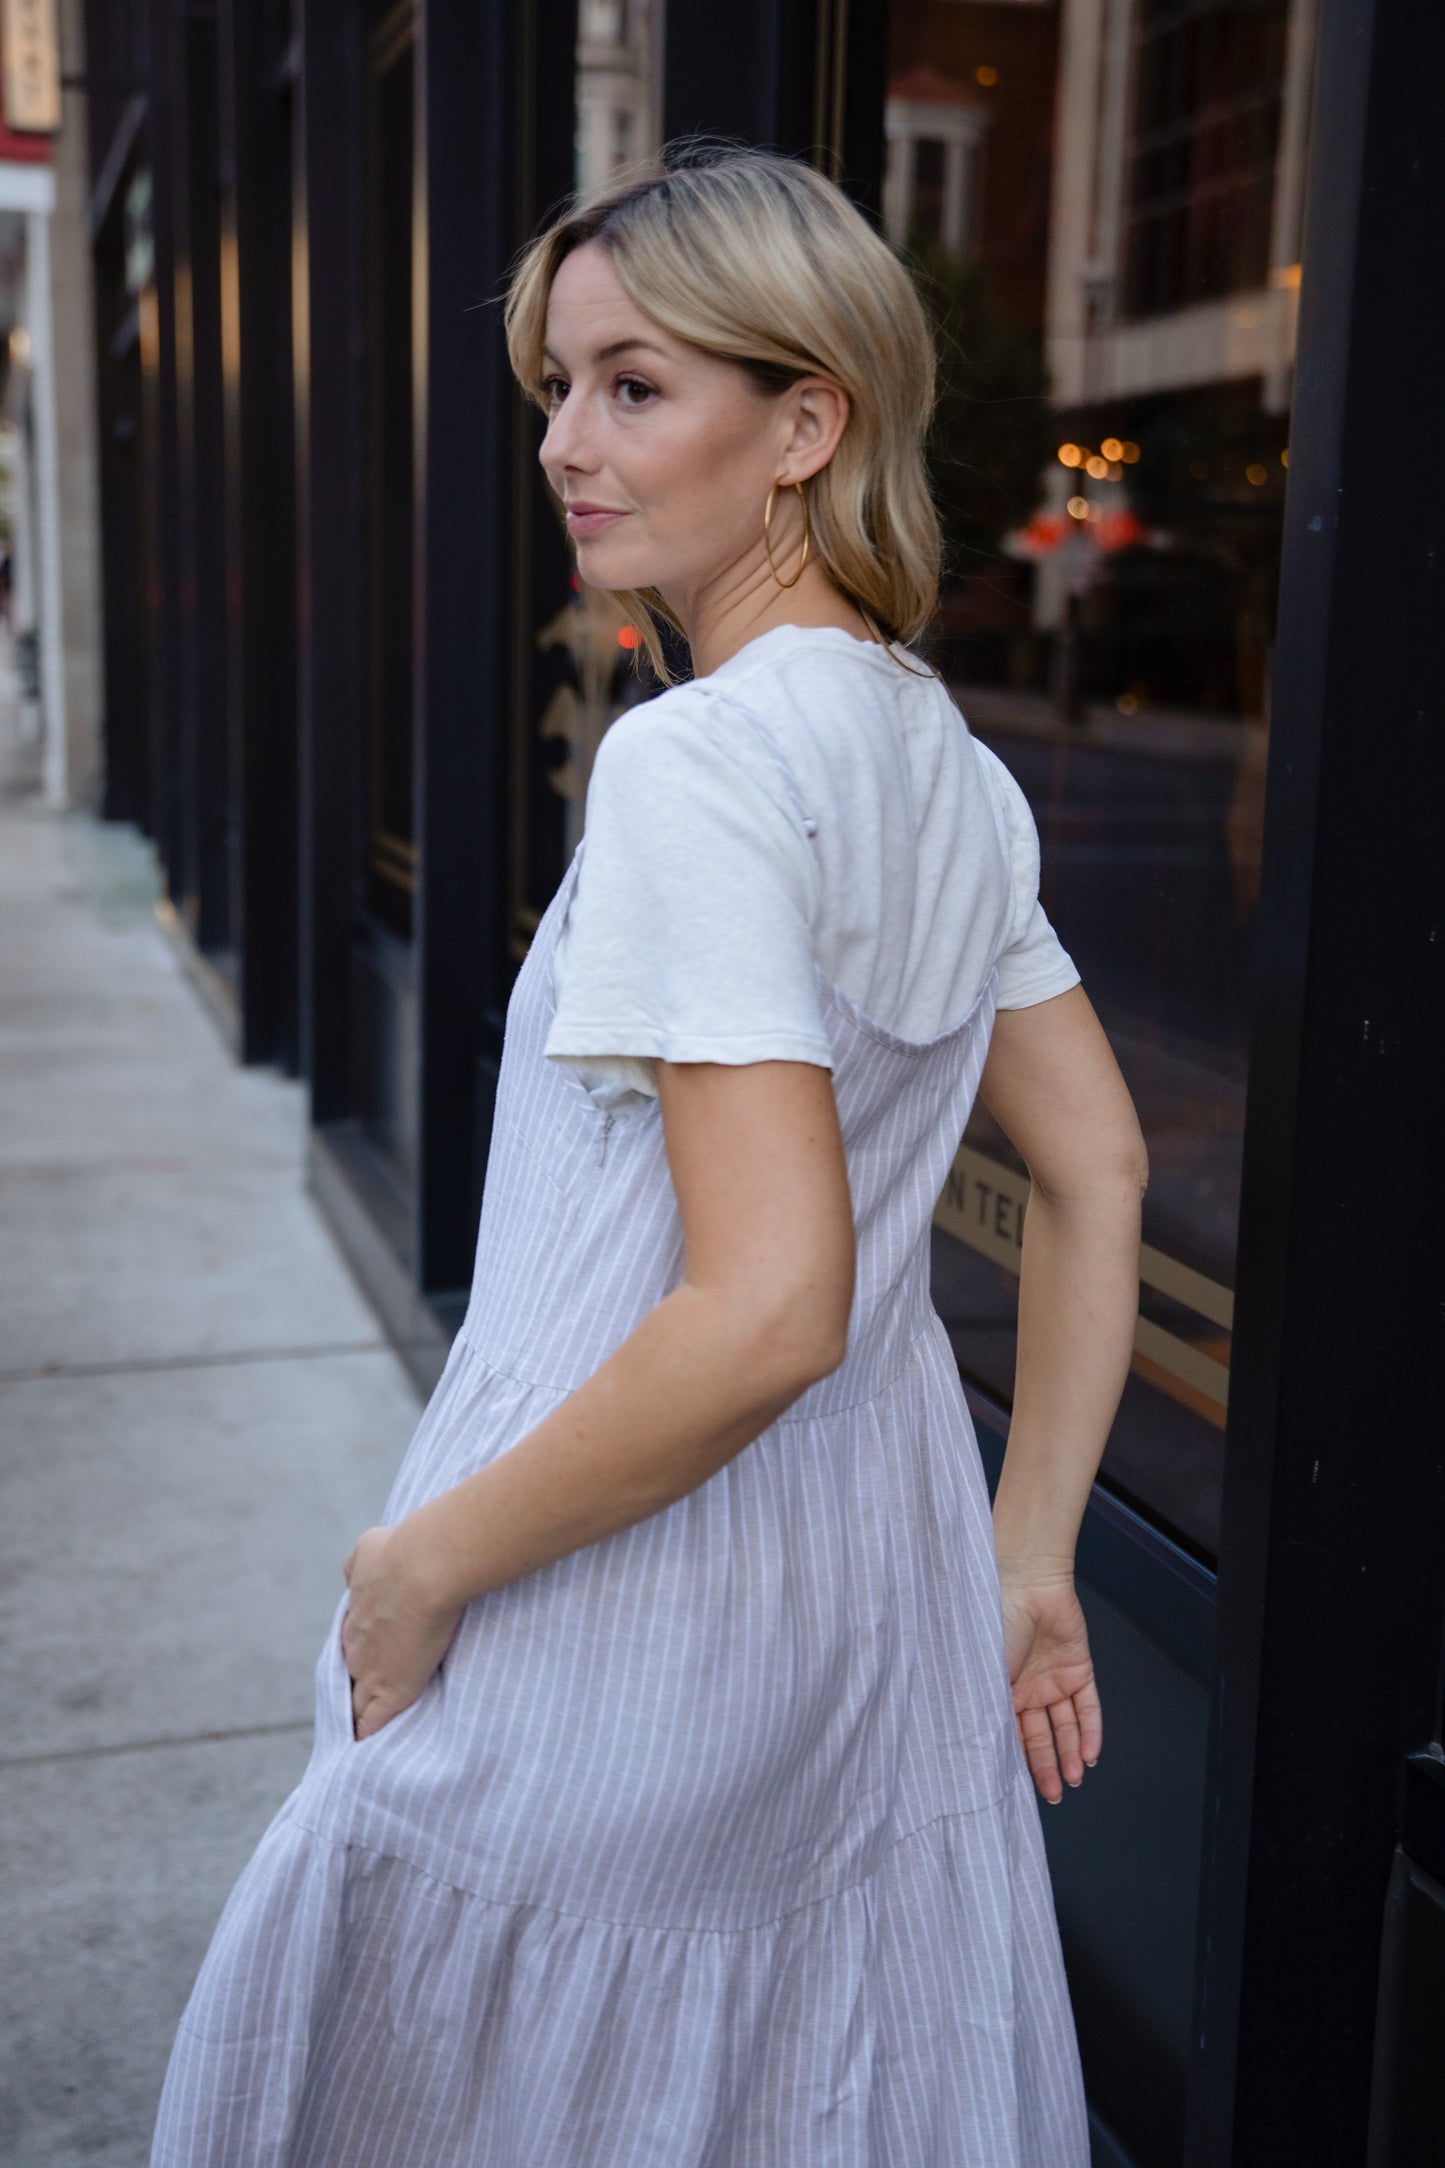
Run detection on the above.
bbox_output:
[0,1719,316,1771]
[0,1337,388,1385]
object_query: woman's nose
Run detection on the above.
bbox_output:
[541,399,597,480]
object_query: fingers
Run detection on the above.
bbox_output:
[1017,1704,1062,1805]
[1016,1691,1104,1805]
[1049,1695,1084,1788]
[342,1525,391,1589]
[1077,1674,1103,1769]
[350,1684,408,1742]
[350,1681,383,1741]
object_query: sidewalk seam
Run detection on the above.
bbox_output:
[0,1719,315,1772]
[0,1337,389,1385]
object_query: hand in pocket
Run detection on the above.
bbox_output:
[340,1525,461,1741]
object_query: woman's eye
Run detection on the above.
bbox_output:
[540,376,568,407]
[616,376,656,408]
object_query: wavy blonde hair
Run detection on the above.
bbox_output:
[504,143,940,680]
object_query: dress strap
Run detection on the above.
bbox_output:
[699,688,819,840]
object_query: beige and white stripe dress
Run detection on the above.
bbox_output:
[152,685,1089,2167]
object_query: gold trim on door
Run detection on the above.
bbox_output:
[812,0,850,182]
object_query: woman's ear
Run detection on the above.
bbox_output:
[782,377,850,484]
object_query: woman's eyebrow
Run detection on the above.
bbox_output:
[541,337,669,368]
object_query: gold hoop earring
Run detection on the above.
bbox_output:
[763,481,812,591]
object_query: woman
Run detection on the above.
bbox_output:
[153,145,1145,2166]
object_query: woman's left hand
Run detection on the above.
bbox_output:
[996,1564,1102,1806]
[340,1524,461,1740]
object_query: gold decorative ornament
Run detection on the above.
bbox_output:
[763,480,812,590]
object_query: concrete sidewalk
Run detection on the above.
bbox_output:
[0,735,423,2162]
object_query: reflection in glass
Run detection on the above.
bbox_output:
[520,0,667,870]
[537,581,656,860]
[576,0,658,198]
[1127,0,1292,318]
[891,0,1315,1560]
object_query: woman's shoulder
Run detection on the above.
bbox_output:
[591,663,817,825]
[706,623,934,717]
[590,680,713,768]
[706,625,950,795]
[591,628,968,850]
[963,730,1043,855]
[583,676,823,889]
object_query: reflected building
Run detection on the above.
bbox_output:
[883,0,1318,1570]
[576,0,658,195]
[533,0,661,867]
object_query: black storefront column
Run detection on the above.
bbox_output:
[216,0,301,1071]
[1188,1,1445,2159]
[135,0,186,898]
[163,0,232,968]
[91,238,150,831]
[412,0,573,1299]
[87,4,295,1060]
[292,0,580,1368]
[292,0,365,1129]
[86,27,153,844]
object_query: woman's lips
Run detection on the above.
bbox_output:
[566,505,629,538]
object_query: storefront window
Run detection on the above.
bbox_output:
[896,0,1313,1559]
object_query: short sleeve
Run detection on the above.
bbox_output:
[972,738,1083,1010]
[544,694,835,1111]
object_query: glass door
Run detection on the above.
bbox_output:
[888,0,1311,1569]
[881,3,1315,2157]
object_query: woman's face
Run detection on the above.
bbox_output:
[537,241,810,610]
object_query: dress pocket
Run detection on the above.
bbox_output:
[324,1600,439,1752]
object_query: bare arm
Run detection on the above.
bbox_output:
[342,1059,855,1738]
[975,981,1147,1799]
[979,983,1147,1568]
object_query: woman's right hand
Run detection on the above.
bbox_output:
[341,1524,461,1741]
[996,1565,1102,1806]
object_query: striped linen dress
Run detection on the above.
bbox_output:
[152,732,1090,2165]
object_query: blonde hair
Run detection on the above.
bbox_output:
[504,142,941,681]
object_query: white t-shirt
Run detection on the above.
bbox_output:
[545,624,1081,1112]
